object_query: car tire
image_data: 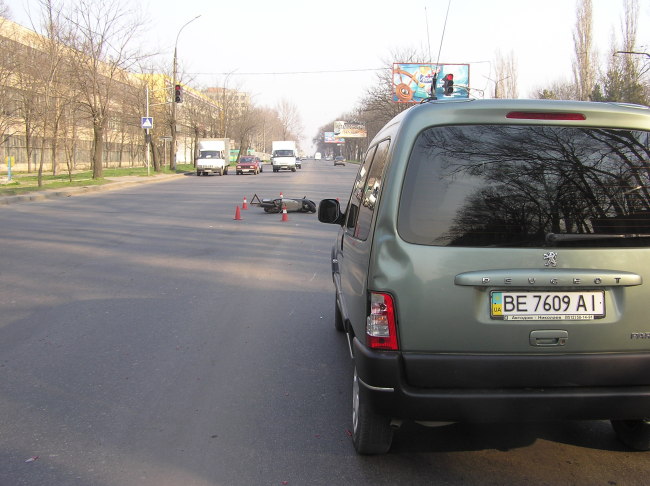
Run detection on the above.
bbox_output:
[352,367,393,454]
[291,168,296,172]
[611,419,650,450]
[334,296,344,332]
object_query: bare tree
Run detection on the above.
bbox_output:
[355,47,423,143]
[0,0,10,19]
[200,73,247,140]
[34,0,69,182]
[493,50,519,98]
[276,99,302,141]
[62,0,146,179]
[594,0,647,104]
[231,106,254,160]
[252,107,281,155]
[618,0,647,103]
[60,103,82,176]
[535,80,576,100]
[181,87,221,165]
[572,0,596,100]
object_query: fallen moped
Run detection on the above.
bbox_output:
[260,196,317,213]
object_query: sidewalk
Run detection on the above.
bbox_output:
[0,173,184,206]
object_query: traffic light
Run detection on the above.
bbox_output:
[443,74,454,95]
[174,84,183,103]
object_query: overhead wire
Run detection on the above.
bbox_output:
[186,67,390,76]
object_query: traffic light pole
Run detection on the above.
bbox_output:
[170,15,201,172]
[170,45,177,171]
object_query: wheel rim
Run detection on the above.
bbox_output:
[352,368,360,434]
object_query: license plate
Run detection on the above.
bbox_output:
[490,291,605,320]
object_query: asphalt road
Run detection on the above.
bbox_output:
[1,160,649,485]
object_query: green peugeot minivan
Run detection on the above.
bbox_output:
[318,99,650,454]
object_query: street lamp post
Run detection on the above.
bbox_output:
[170,14,201,171]
[484,75,511,99]
[614,50,650,85]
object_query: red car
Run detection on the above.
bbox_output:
[236,156,263,175]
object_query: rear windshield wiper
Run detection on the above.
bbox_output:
[546,232,650,243]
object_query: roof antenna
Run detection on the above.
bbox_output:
[425,6,432,64]
[426,0,452,101]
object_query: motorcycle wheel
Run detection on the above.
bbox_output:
[303,200,317,213]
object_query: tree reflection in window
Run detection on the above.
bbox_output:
[398,125,650,247]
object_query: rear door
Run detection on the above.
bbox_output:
[392,123,650,355]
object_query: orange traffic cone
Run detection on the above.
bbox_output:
[242,196,248,209]
[281,204,289,222]
[234,205,242,220]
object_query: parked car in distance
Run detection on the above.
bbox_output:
[333,156,346,166]
[296,157,302,169]
[318,98,650,455]
[236,156,262,175]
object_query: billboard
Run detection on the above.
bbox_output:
[324,132,345,144]
[392,63,470,103]
[334,121,367,138]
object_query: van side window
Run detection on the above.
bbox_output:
[351,140,390,241]
[345,146,376,232]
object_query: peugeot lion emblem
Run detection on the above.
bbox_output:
[543,251,558,267]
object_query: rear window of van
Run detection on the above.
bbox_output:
[398,125,650,248]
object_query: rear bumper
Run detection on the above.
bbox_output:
[353,338,650,422]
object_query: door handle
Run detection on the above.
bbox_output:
[529,330,568,347]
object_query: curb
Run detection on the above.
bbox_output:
[0,173,184,207]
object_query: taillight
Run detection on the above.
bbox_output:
[506,111,586,121]
[366,292,398,350]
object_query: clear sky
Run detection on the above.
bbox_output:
[10,0,650,150]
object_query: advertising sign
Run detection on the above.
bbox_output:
[392,63,470,103]
[334,121,367,138]
[324,132,345,144]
